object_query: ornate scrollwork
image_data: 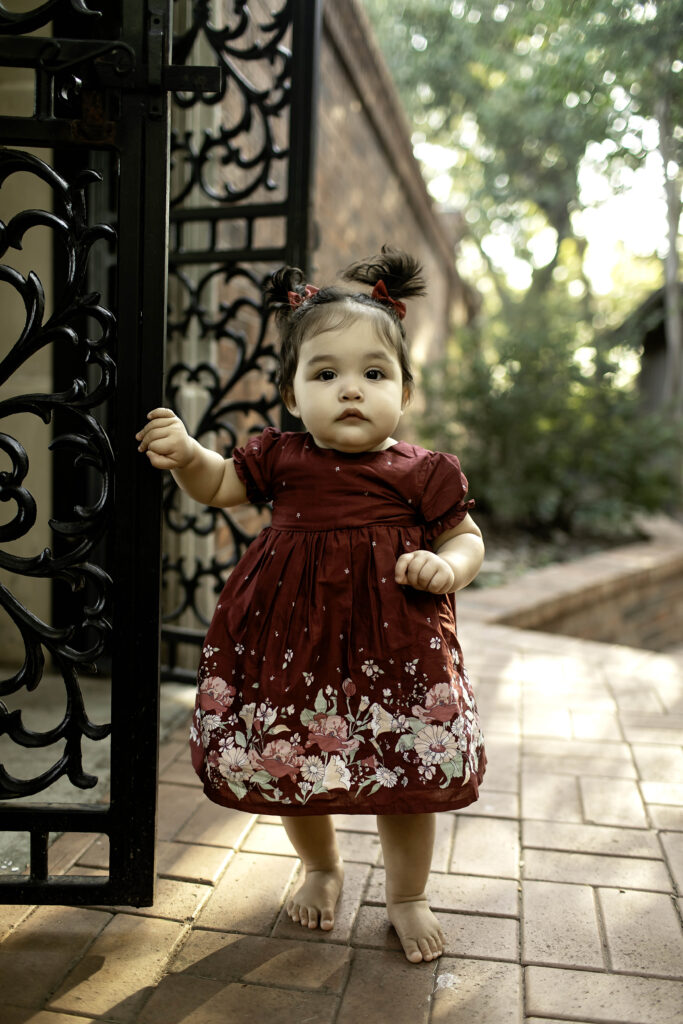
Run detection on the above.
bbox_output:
[0,147,114,799]
[170,0,291,205]
[0,0,100,35]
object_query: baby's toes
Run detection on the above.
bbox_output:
[304,905,319,929]
[418,936,436,961]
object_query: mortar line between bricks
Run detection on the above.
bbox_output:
[654,831,681,903]
[329,946,356,1024]
[592,884,612,972]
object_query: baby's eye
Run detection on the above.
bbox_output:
[365,368,385,380]
[317,369,336,381]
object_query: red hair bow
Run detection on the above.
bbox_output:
[371,279,406,320]
[288,283,319,310]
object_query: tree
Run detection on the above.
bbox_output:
[362,0,682,529]
[364,0,682,402]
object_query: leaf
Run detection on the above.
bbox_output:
[408,717,426,734]
[269,724,290,735]
[300,708,316,726]
[251,770,273,786]
[314,688,327,714]
[234,732,247,748]
[228,779,247,800]
[396,733,415,752]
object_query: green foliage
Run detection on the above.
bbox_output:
[421,317,682,534]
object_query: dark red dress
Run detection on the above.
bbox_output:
[190,428,486,816]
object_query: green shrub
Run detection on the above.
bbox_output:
[420,325,681,536]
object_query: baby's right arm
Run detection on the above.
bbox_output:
[136,407,247,508]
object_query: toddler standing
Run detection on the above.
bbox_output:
[136,247,486,963]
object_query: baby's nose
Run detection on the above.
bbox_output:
[340,380,363,399]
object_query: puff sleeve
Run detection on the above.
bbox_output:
[231,426,282,504]
[418,450,475,544]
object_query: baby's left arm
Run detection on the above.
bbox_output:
[394,514,484,595]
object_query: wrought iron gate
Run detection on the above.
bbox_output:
[0,0,319,905]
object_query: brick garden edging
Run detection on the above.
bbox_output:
[458,516,683,652]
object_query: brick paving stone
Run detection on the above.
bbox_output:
[157,782,206,840]
[0,904,35,942]
[176,802,256,847]
[332,813,383,833]
[366,867,519,917]
[169,929,351,990]
[352,905,520,962]
[525,965,683,1023]
[525,1020,596,1024]
[138,972,336,1024]
[196,851,298,934]
[598,888,683,977]
[336,827,382,864]
[155,840,232,885]
[91,878,213,923]
[48,914,185,1023]
[5,1010,93,1024]
[273,861,371,944]
[522,880,604,970]
[521,773,582,823]
[0,906,111,1008]
[458,789,520,819]
[522,849,671,891]
[451,815,519,879]
[336,949,435,1024]
[431,957,523,1023]
[477,735,519,794]
[523,753,637,779]
[76,834,108,869]
[48,832,101,875]
[523,737,632,761]
[571,711,623,741]
[660,831,683,890]
[580,777,648,828]
[521,708,572,739]
[158,738,185,774]
[631,743,683,783]
[240,821,295,856]
[648,804,683,830]
[523,819,661,858]
[159,750,202,788]
[640,781,683,806]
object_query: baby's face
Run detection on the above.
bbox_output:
[285,317,408,452]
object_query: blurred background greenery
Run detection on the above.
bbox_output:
[364,0,682,537]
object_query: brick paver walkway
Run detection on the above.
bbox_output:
[2,617,682,1023]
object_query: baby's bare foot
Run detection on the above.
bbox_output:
[387,897,445,963]
[286,861,344,931]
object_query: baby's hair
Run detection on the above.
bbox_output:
[265,245,426,403]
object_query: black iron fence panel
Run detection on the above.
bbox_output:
[161,0,320,680]
[0,0,174,905]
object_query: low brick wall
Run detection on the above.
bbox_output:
[458,518,683,652]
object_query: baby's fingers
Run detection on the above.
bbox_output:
[394,551,416,585]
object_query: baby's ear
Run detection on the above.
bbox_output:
[282,387,299,416]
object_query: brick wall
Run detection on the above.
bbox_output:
[459,519,683,653]
[312,0,466,396]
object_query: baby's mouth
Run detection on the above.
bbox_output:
[338,410,367,421]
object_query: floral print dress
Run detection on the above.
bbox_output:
[190,428,486,816]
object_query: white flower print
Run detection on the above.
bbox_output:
[303,672,314,685]
[418,764,437,781]
[430,637,441,650]
[234,643,245,654]
[414,724,460,765]
[404,659,419,676]
[218,746,253,782]
[376,766,398,788]
[255,702,277,730]
[370,702,395,737]
[362,659,384,680]
[382,688,392,699]
[199,713,222,746]
[359,695,370,712]
[301,755,325,784]
[282,648,294,669]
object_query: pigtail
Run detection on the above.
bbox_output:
[264,265,307,322]
[341,244,426,300]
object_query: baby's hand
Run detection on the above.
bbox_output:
[136,408,196,470]
[394,549,455,595]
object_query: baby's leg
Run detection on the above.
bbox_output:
[376,812,445,964]
[281,815,344,931]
